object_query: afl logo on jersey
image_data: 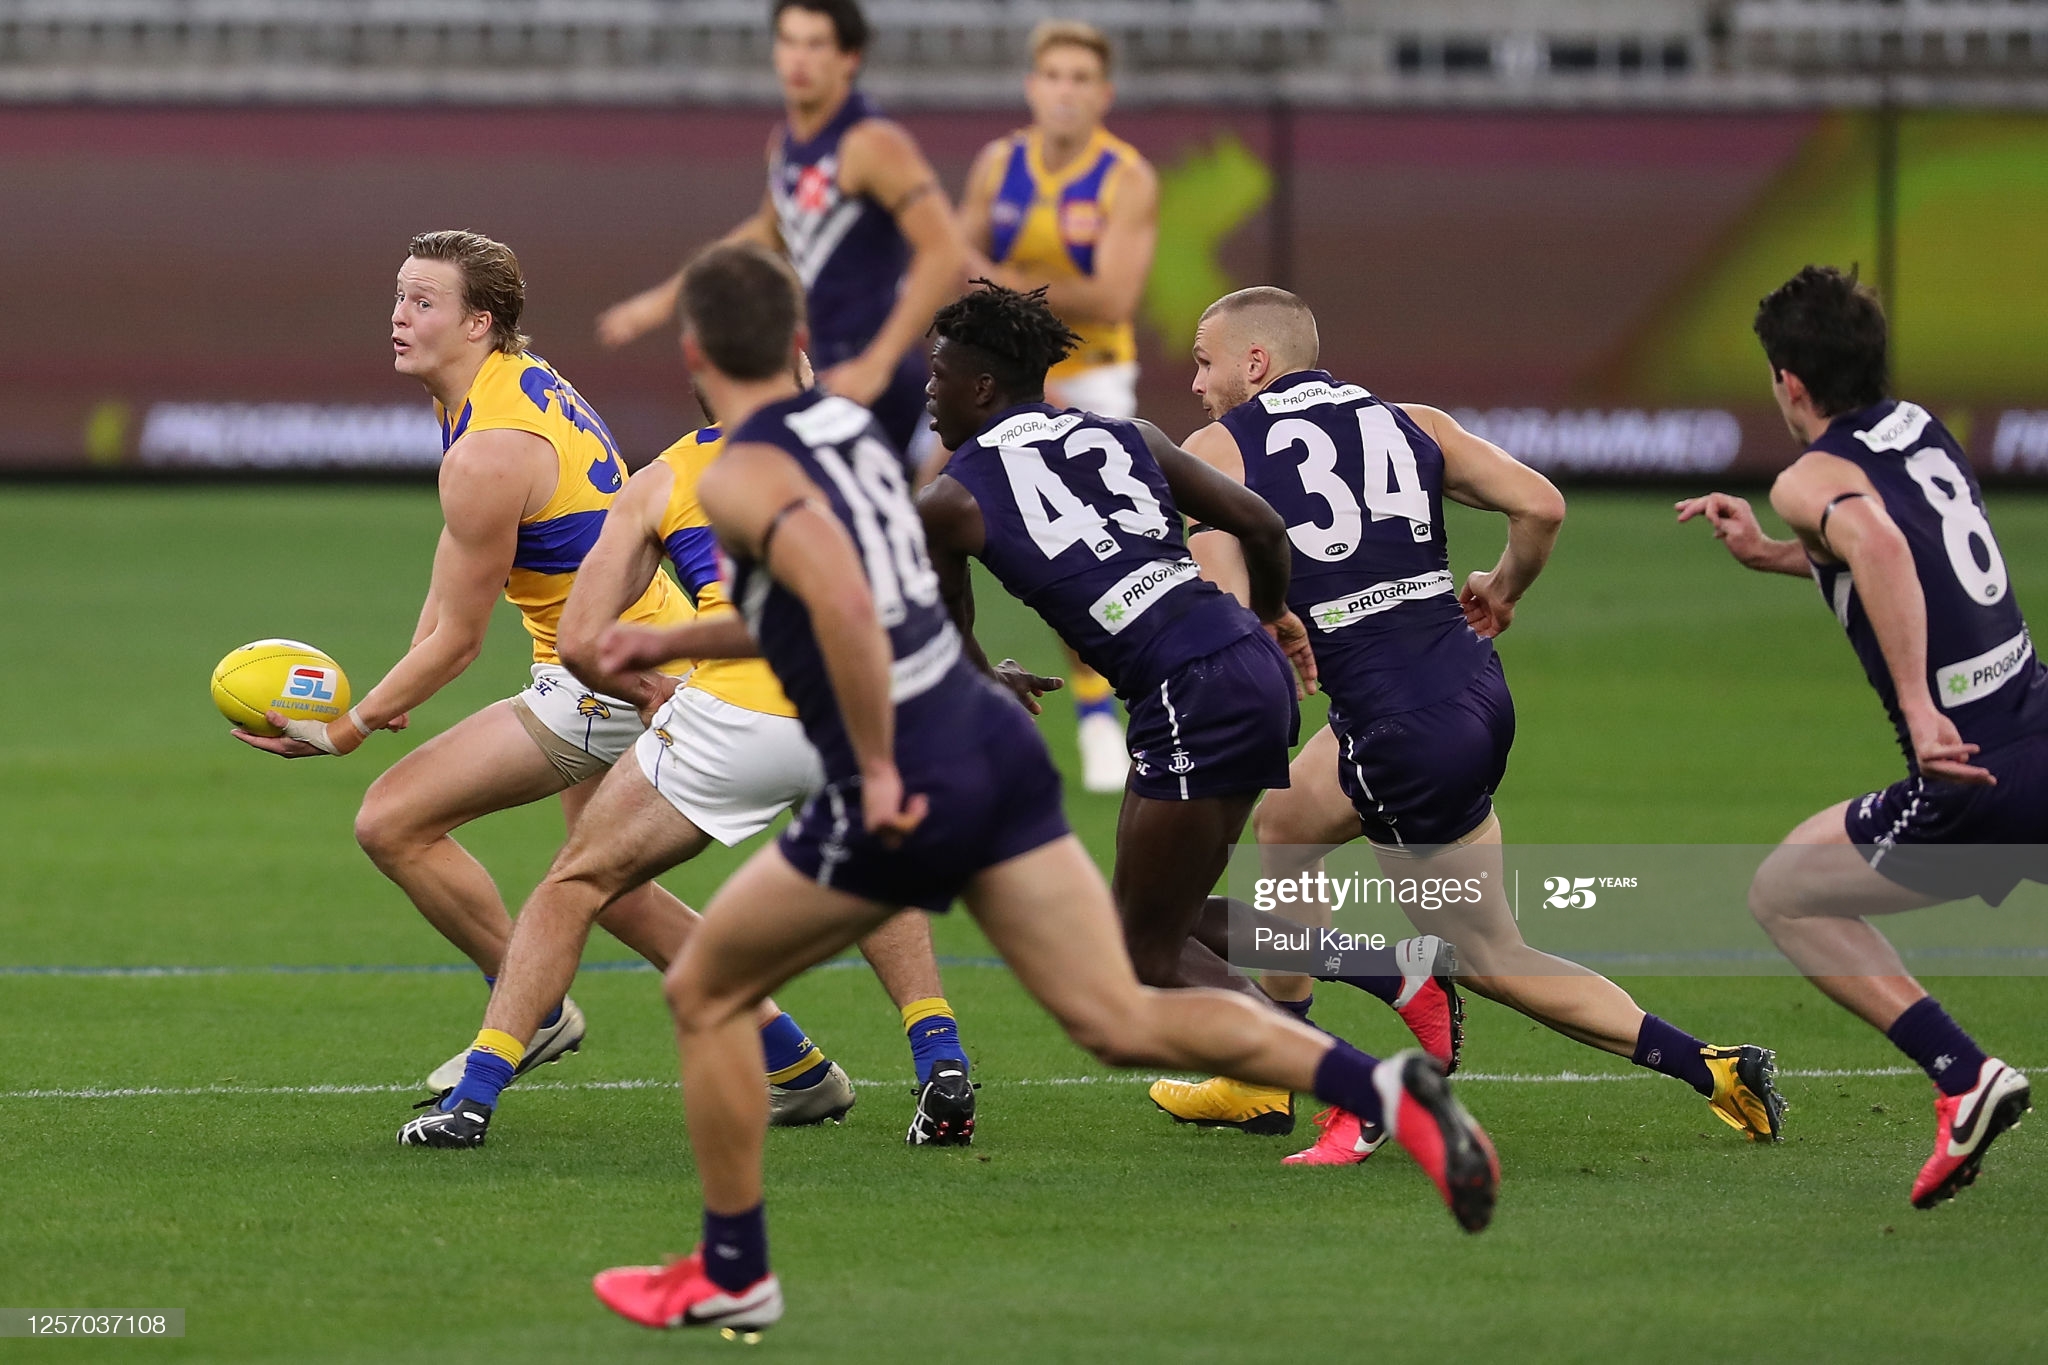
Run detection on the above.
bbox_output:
[1059,200,1103,246]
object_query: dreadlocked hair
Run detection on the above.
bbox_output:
[930,280,1083,396]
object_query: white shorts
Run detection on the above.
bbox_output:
[509,663,646,783]
[635,686,825,846]
[1047,362,1139,420]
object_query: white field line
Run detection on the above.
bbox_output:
[0,1064,1979,1102]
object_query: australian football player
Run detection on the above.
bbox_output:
[401,354,978,1149]
[1679,265,2038,1207]
[918,282,1463,1137]
[955,20,1160,791]
[596,0,965,461]
[238,231,846,1103]
[1161,287,1785,1164]
[587,244,1497,1334]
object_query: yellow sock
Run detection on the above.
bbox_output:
[472,1028,526,1069]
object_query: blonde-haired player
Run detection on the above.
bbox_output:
[957,20,1160,791]
[238,230,845,1113]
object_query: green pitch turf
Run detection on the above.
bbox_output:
[3,486,2046,1363]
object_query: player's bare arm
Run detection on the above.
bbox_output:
[235,429,539,757]
[995,158,1158,325]
[1675,491,1814,576]
[917,472,1062,714]
[1137,419,1316,694]
[1771,451,1995,785]
[555,461,683,719]
[956,138,1008,271]
[1406,402,1567,640]
[595,146,783,350]
[824,119,967,404]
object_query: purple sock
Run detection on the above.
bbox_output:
[1632,1014,1716,1096]
[1264,989,1316,1028]
[701,1204,768,1293]
[1886,997,1988,1097]
[1328,969,1402,1006]
[1309,1040,1386,1128]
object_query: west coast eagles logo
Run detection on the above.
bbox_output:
[1059,200,1103,246]
[654,726,674,748]
[576,696,614,721]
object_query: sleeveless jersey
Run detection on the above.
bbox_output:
[1806,399,2048,767]
[435,349,690,669]
[770,91,911,371]
[1220,370,1493,719]
[651,428,799,719]
[985,126,1142,378]
[725,390,966,780]
[943,403,1259,697]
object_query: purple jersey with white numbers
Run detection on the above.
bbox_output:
[1220,370,1493,719]
[769,92,910,371]
[942,403,1261,697]
[725,390,969,781]
[1806,399,2048,769]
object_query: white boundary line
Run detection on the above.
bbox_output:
[0,1064,1979,1102]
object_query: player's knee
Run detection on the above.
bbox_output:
[351,791,408,865]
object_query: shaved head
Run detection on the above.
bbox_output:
[1190,287,1320,417]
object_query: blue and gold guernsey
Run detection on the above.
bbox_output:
[941,403,1258,698]
[985,126,1141,379]
[649,427,798,718]
[1807,399,2048,768]
[1220,370,1493,721]
[435,349,691,669]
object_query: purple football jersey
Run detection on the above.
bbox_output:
[1220,370,1492,719]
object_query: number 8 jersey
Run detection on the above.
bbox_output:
[1220,370,1493,718]
[941,403,1260,697]
[725,390,965,782]
[1806,399,2048,765]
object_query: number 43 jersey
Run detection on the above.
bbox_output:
[1220,370,1492,719]
[942,403,1261,699]
[1807,399,2048,764]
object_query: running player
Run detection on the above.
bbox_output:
[1678,265,2038,1207]
[1157,286,1785,1164]
[955,20,1159,792]
[400,368,978,1149]
[918,283,1462,1131]
[595,0,964,460]
[587,244,1496,1334]
[237,230,807,1096]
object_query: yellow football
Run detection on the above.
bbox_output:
[210,639,351,737]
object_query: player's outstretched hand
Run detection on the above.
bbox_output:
[594,286,670,350]
[859,763,929,847]
[1459,571,1516,640]
[598,623,681,677]
[232,710,361,759]
[1676,492,1767,561]
[993,659,1064,715]
[1265,611,1319,696]
[1907,706,1998,786]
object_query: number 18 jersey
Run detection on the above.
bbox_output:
[941,403,1260,698]
[1220,370,1492,719]
[1807,399,2048,766]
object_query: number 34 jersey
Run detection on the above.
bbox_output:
[1219,370,1493,720]
[941,403,1261,699]
[1806,399,2048,764]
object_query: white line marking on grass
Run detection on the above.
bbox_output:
[0,1064,1986,1102]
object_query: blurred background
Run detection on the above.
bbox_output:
[3,0,2045,479]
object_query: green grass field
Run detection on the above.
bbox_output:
[4,486,2046,1363]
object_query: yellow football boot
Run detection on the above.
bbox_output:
[1703,1044,1787,1142]
[1148,1075,1296,1135]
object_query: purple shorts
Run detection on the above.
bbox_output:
[1330,653,1514,848]
[1125,631,1299,802]
[778,671,1070,912]
[1844,732,2048,905]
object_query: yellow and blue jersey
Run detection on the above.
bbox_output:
[985,125,1142,379]
[653,427,799,719]
[435,349,691,670]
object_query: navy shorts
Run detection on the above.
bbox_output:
[1330,653,1514,848]
[778,672,1070,913]
[1125,631,1299,801]
[1843,732,2048,905]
